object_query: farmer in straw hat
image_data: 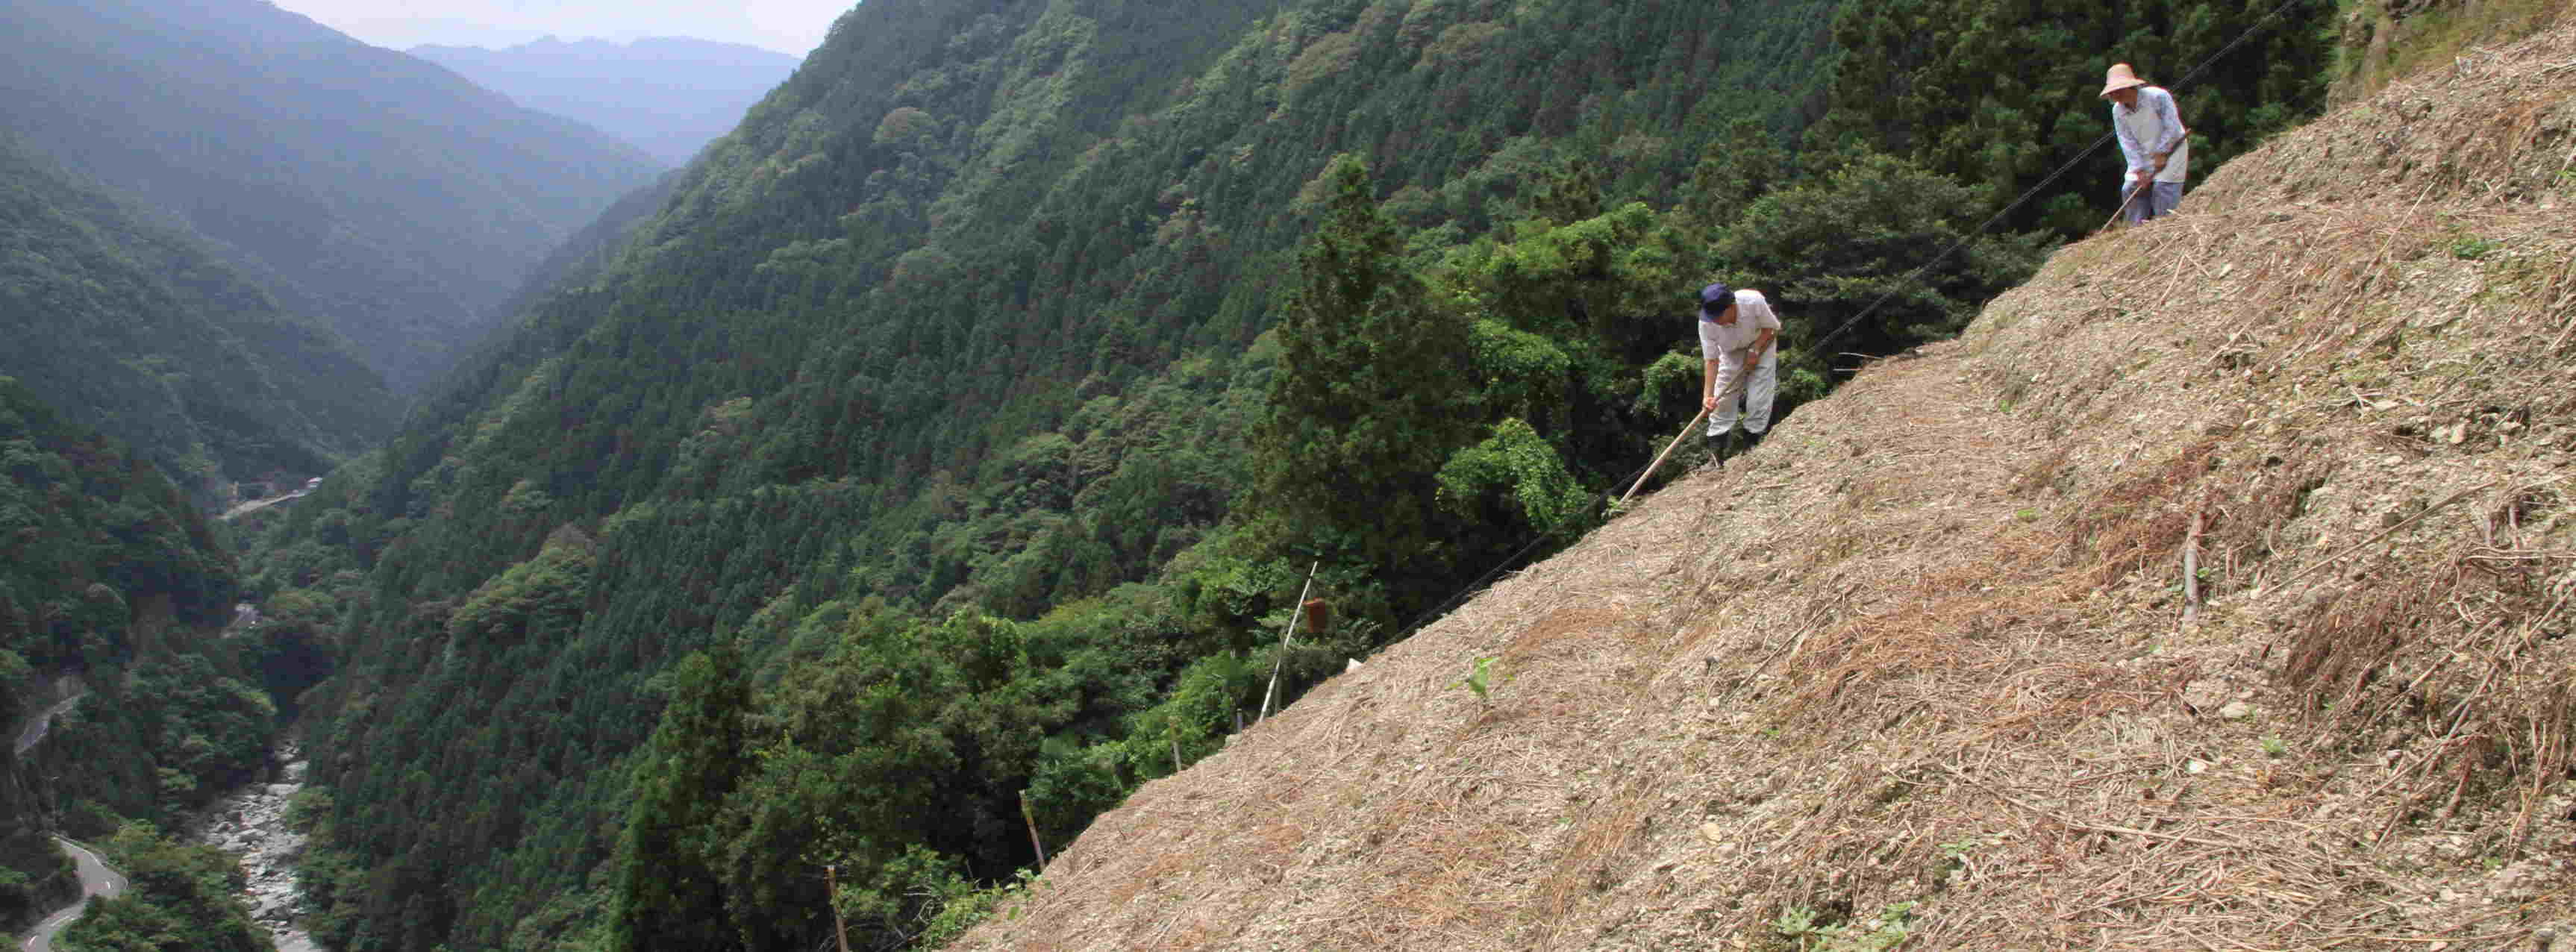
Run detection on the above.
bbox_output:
[2101,63,2189,225]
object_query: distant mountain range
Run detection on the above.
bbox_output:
[0,0,661,396]
[410,37,804,166]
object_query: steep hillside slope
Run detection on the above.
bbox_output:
[956,22,2576,951]
[410,37,803,166]
[0,137,390,499]
[0,0,660,394]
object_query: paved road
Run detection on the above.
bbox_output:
[21,837,125,952]
[219,484,312,522]
[12,693,82,757]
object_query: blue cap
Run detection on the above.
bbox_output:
[1697,282,1732,321]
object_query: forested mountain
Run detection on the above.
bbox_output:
[410,37,805,166]
[0,376,291,937]
[0,137,390,502]
[249,0,2333,949]
[0,0,661,395]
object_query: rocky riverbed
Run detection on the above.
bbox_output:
[193,751,322,952]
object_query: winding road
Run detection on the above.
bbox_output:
[21,837,125,952]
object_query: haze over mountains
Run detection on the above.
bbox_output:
[0,0,660,397]
[410,37,805,166]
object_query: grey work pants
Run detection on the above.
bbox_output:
[1707,347,1778,436]
[2121,180,2183,224]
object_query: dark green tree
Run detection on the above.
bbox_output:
[1252,154,1475,598]
[1717,154,2045,358]
[609,642,751,952]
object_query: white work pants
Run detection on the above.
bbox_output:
[1707,348,1777,436]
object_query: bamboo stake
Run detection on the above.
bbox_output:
[1019,791,1048,868]
[1259,561,1321,721]
[826,864,852,952]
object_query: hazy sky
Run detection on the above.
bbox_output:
[271,0,848,55]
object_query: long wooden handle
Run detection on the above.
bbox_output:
[1619,404,1714,507]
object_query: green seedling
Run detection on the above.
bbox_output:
[1450,655,1507,700]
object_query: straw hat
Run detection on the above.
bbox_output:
[2099,63,2148,98]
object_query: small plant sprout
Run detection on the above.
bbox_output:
[1449,655,1508,701]
[2261,733,2289,757]
[1773,900,1920,951]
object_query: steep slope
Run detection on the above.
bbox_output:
[955,20,2576,951]
[0,0,660,394]
[409,37,804,166]
[0,137,390,499]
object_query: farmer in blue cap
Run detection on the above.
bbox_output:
[1696,281,1781,459]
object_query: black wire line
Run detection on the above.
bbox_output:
[1375,0,2320,648]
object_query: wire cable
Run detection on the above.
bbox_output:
[1378,0,2322,645]
[1801,0,2319,357]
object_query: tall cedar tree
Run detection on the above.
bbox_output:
[1254,155,1472,586]
[610,643,752,952]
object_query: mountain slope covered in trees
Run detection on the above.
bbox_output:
[0,137,390,501]
[251,0,2336,948]
[0,0,661,395]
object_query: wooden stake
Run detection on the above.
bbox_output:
[1259,561,1320,721]
[1019,791,1048,868]
[2181,510,2203,629]
[826,864,852,952]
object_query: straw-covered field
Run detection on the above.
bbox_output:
[956,19,2576,951]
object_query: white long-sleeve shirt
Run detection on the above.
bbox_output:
[2112,86,2189,184]
[1698,289,1781,394]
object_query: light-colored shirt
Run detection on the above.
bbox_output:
[2113,86,2189,184]
[1698,289,1781,390]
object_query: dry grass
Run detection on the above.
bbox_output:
[951,22,2576,952]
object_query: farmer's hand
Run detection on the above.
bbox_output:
[1703,393,1719,411]
[2133,167,2154,188]
[2151,152,2169,173]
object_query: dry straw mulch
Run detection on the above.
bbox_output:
[955,22,2576,952]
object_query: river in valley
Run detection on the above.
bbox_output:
[192,749,321,952]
